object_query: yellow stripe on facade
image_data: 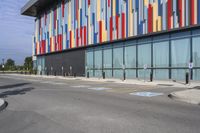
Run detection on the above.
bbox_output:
[68,1,71,31]
[112,0,116,17]
[144,0,149,7]
[129,0,133,36]
[153,3,158,32]
[97,0,101,21]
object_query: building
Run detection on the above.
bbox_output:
[21,0,200,81]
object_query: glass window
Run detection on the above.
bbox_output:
[171,38,190,80]
[125,46,136,68]
[113,70,123,79]
[86,51,93,69]
[193,69,200,80]
[171,38,190,67]
[94,50,102,69]
[125,69,136,79]
[154,69,169,80]
[113,47,123,68]
[94,70,102,77]
[138,43,151,68]
[192,36,200,67]
[138,69,151,79]
[153,41,169,67]
[172,69,188,81]
[103,49,112,68]
[104,70,112,78]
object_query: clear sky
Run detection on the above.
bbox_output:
[0,0,34,65]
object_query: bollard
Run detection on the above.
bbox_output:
[87,72,89,78]
[54,71,56,76]
[186,72,189,84]
[123,71,126,81]
[150,72,153,82]
[74,73,76,78]
[102,72,105,79]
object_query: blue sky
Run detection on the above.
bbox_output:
[0,0,34,65]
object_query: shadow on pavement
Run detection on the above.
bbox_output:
[0,87,34,98]
[0,83,30,90]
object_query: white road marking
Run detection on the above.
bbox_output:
[71,85,91,88]
[130,92,163,97]
[40,81,67,85]
[88,87,112,91]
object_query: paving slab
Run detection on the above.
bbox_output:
[169,89,200,105]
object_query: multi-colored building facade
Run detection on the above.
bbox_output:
[22,0,200,80]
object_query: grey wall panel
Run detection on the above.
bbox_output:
[44,49,85,76]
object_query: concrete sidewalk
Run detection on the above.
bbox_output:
[4,73,200,89]
[169,89,200,105]
[0,99,6,111]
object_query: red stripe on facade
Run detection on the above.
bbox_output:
[84,26,87,46]
[178,0,183,27]
[70,31,72,48]
[62,0,65,17]
[110,17,113,41]
[55,36,57,51]
[148,4,153,33]
[60,35,62,50]
[80,27,83,46]
[76,29,79,47]
[191,0,195,25]
[116,15,119,39]
[99,21,102,43]
[167,0,172,30]
[50,37,52,52]
[76,0,78,20]
[122,13,125,39]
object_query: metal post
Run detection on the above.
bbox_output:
[51,67,53,75]
[186,72,189,84]
[102,71,105,79]
[70,66,72,76]
[150,72,153,82]
[62,66,64,76]
[2,59,4,73]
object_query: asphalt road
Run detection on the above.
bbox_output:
[0,74,199,133]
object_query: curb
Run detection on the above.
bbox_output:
[0,99,7,112]
[168,93,200,105]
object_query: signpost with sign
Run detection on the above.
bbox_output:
[188,62,193,84]
[143,64,148,82]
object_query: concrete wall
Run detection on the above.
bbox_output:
[43,49,85,76]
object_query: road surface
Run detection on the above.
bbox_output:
[0,74,199,133]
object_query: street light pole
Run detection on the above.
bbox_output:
[2,59,5,73]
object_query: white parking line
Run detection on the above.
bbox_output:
[130,92,164,97]
[88,87,112,91]
[40,81,67,85]
[71,85,91,88]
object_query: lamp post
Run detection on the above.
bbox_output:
[2,59,5,73]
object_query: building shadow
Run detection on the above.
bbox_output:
[0,87,34,98]
[0,83,30,90]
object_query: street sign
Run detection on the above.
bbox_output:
[143,64,148,70]
[189,62,193,69]
[2,65,4,68]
